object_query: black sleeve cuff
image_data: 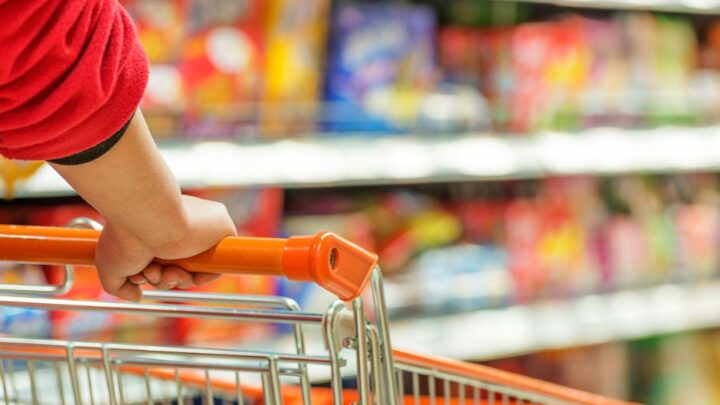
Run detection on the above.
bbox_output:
[49,112,134,165]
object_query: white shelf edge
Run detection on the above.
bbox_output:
[510,0,720,14]
[8,125,720,198]
[389,280,720,361]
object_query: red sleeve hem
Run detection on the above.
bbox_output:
[0,45,149,161]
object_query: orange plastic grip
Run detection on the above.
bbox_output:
[0,225,377,301]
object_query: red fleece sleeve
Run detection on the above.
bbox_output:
[0,0,149,161]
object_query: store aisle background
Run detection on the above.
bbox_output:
[3,0,720,403]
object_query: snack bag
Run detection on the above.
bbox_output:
[510,18,590,132]
[324,4,436,133]
[180,0,265,139]
[123,0,188,138]
[536,179,598,296]
[261,0,331,137]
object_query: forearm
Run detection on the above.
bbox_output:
[50,111,188,250]
[2,0,235,301]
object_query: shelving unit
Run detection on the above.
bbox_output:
[238,280,720,368]
[10,125,720,198]
[12,126,720,365]
[390,280,720,360]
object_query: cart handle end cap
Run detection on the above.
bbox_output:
[283,232,378,301]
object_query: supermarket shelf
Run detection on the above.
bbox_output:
[511,0,720,14]
[389,281,720,361]
[10,125,720,198]
[236,280,720,380]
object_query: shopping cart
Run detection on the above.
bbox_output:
[0,220,637,405]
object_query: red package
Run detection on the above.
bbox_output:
[179,0,265,139]
[510,19,589,132]
[121,0,188,137]
[123,0,187,64]
[504,199,546,302]
[455,200,504,244]
[438,27,483,87]
[536,178,601,295]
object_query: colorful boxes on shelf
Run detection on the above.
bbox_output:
[124,0,331,139]
[120,0,720,138]
[281,173,720,315]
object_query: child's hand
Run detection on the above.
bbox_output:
[95,195,237,301]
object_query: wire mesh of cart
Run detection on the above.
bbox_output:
[0,219,638,405]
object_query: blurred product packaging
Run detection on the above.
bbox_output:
[438,13,703,133]
[280,174,720,316]
[323,3,436,133]
[261,0,331,137]
[123,0,189,138]
[0,263,51,338]
[125,0,264,139]
[179,0,264,139]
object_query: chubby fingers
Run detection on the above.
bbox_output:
[96,265,143,302]
[192,272,221,286]
[129,263,199,291]
[109,262,223,299]
[153,265,195,289]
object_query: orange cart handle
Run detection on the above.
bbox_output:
[0,225,378,301]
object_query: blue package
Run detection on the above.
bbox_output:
[415,244,512,313]
[0,306,51,338]
[323,4,436,133]
[0,265,51,338]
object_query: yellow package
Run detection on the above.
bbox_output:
[0,158,44,200]
[262,0,330,137]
